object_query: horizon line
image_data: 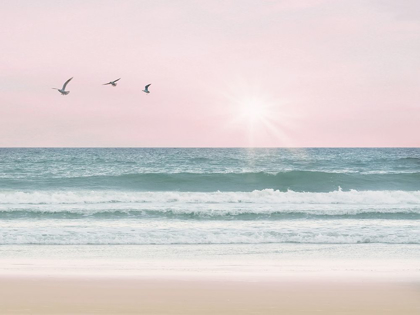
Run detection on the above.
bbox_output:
[0,146,419,149]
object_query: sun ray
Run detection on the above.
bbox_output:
[225,93,294,146]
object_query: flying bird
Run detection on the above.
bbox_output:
[142,84,151,94]
[103,78,121,87]
[52,77,73,95]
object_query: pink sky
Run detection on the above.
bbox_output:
[1,0,419,147]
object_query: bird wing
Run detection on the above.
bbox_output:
[103,82,111,85]
[145,84,151,90]
[113,78,121,83]
[62,77,73,90]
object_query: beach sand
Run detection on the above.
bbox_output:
[1,276,419,314]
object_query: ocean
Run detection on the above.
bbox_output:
[0,148,419,276]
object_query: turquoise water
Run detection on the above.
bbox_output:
[0,148,419,246]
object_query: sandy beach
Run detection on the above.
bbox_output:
[1,243,419,314]
[1,276,419,314]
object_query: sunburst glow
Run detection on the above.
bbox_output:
[225,92,294,146]
[239,100,270,124]
[232,97,277,130]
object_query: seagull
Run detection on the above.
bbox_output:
[52,77,73,95]
[142,84,151,94]
[103,78,121,87]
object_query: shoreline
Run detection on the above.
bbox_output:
[1,243,419,280]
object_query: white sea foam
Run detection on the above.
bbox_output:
[0,218,419,245]
[1,189,420,205]
[1,190,420,245]
[1,189,419,218]
[0,189,419,217]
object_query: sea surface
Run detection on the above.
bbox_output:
[0,148,419,274]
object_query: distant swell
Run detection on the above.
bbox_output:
[1,171,420,191]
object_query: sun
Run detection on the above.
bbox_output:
[221,82,294,146]
[225,94,292,146]
[239,100,270,124]
[233,97,275,129]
